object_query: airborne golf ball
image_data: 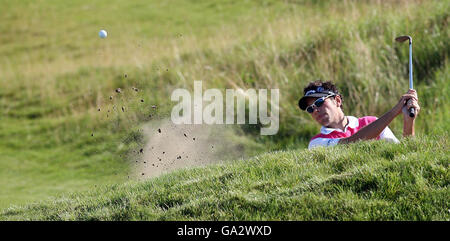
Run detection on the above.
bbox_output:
[99,30,107,38]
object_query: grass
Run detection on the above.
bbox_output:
[1,135,448,220]
[1,0,301,208]
[0,0,448,215]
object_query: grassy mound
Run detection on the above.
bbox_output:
[0,0,448,211]
[2,135,448,220]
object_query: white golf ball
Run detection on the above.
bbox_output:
[99,30,107,38]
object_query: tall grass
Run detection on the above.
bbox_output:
[1,135,448,220]
[0,0,448,208]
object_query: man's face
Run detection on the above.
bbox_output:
[304,96,342,126]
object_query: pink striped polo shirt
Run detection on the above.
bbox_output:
[308,116,399,149]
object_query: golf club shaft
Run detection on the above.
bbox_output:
[409,41,413,89]
[408,40,415,117]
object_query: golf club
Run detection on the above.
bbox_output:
[395,35,415,117]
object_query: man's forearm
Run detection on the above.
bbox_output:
[403,119,415,137]
[339,109,399,144]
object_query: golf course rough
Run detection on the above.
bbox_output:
[0,0,448,218]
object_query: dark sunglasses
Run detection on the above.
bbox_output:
[306,95,334,113]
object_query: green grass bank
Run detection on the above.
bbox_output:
[1,135,448,220]
[0,0,448,211]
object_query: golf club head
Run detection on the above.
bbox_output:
[395,35,412,43]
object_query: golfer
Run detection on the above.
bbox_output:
[298,81,420,149]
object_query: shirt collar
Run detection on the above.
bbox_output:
[320,116,359,134]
